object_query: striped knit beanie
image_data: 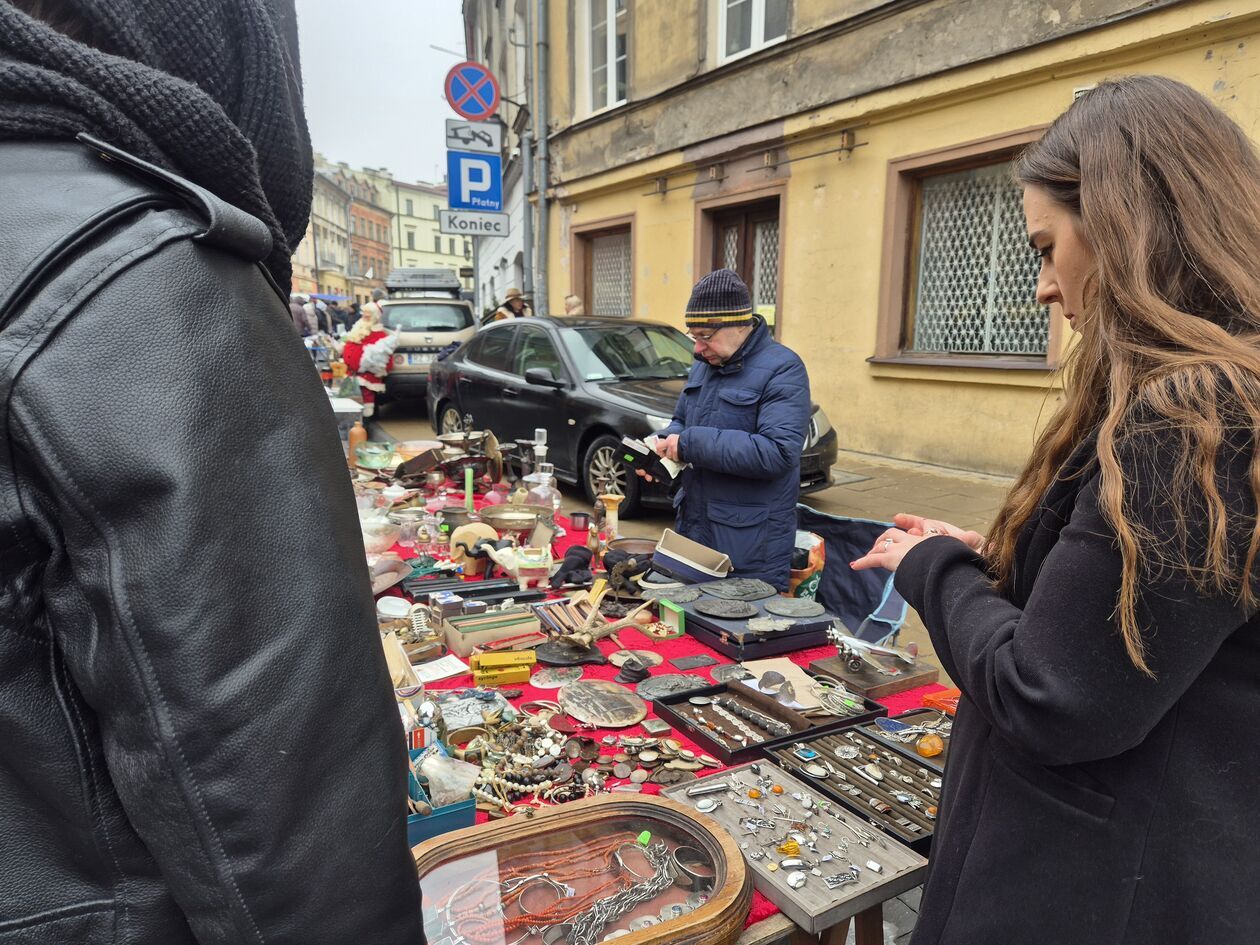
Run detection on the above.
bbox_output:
[684,268,755,329]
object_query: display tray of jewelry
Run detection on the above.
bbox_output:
[415,794,752,945]
[652,682,876,766]
[660,761,927,935]
[766,728,944,854]
[857,709,952,773]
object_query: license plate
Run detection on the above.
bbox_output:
[406,353,434,366]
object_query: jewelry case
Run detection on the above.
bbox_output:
[662,761,927,934]
[413,794,751,945]
[651,683,885,766]
[765,728,940,854]
[855,709,952,775]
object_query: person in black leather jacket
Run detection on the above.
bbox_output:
[0,1,424,943]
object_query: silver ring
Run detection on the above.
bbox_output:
[927,527,941,536]
[882,539,892,551]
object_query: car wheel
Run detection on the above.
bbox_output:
[583,434,641,518]
[438,403,464,435]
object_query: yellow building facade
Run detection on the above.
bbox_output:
[539,0,1260,474]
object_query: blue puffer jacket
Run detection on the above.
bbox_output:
[660,319,810,590]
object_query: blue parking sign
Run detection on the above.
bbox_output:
[446,150,503,212]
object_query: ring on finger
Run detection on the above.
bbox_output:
[927,527,941,536]
[882,538,892,552]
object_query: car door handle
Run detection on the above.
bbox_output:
[458,376,472,385]
[503,388,519,398]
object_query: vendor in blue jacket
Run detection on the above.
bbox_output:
[651,269,810,590]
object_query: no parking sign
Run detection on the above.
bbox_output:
[444,61,500,121]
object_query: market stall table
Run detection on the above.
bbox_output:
[387,499,945,938]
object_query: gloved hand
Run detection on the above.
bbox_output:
[551,545,595,588]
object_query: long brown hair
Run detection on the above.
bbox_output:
[988,75,1260,675]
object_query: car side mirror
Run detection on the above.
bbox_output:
[524,367,566,389]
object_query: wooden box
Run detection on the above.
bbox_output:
[441,606,541,657]
[807,653,940,699]
[413,794,751,945]
[661,762,927,935]
[652,683,885,766]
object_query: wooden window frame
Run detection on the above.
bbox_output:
[693,182,787,335]
[570,213,635,318]
[872,125,1063,371]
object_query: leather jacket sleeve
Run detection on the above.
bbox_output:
[9,235,424,943]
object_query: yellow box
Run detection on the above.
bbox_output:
[469,650,537,672]
[472,664,533,687]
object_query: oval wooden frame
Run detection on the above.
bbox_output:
[413,794,752,945]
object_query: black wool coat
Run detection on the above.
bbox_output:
[895,435,1260,945]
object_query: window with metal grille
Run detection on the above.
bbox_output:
[587,229,632,318]
[910,162,1048,356]
[709,198,780,334]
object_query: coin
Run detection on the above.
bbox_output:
[635,674,710,701]
[531,666,585,689]
[630,768,649,783]
[608,649,664,668]
[764,597,827,618]
[698,754,721,768]
[612,783,643,793]
[697,578,778,601]
[688,695,714,706]
[711,663,755,684]
[638,750,660,764]
[558,681,648,728]
[612,762,632,779]
[694,598,759,620]
[640,585,702,603]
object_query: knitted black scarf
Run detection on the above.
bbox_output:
[0,0,312,289]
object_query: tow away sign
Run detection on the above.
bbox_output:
[439,209,509,237]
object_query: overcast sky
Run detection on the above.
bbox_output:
[294,0,467,184]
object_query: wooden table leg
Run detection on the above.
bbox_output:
[853,903,884,944]
[817,917,851,945]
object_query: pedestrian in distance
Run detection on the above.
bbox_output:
[852,75,1260,945]
[289,291,314,335]
[645,268,810,590]
[492,285,533,320]
[0,0,425,942]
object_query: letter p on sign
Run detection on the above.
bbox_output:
[447,149,503,212]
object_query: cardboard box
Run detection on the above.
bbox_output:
[442,607,542,658]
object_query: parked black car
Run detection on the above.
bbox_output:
[427,316,838,517]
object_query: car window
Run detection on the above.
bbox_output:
[465,326,514,372]
[561,325,693,381]
[513,328,565,379]
[379,303,472,332]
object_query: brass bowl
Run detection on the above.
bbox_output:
[477,504,550,534]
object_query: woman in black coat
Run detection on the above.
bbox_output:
[853,76,1260,945]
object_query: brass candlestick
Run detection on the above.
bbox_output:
[598,493,625,542]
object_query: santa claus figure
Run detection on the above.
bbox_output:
[340,304,397,418]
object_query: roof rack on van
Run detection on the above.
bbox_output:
[384,268,463,298]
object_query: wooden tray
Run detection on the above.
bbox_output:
[661,762,927,934]
[807,654,940,700]
[413,794,751,945]
[764,728,941,854]
[652,683,884,765]
[856,708,952,774]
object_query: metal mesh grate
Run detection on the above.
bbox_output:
[911,163,1048,355]
[590,230,632,317]
[752,219,779,309]
[720,226,739,270]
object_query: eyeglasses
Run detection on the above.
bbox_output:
[686,327,725,344]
